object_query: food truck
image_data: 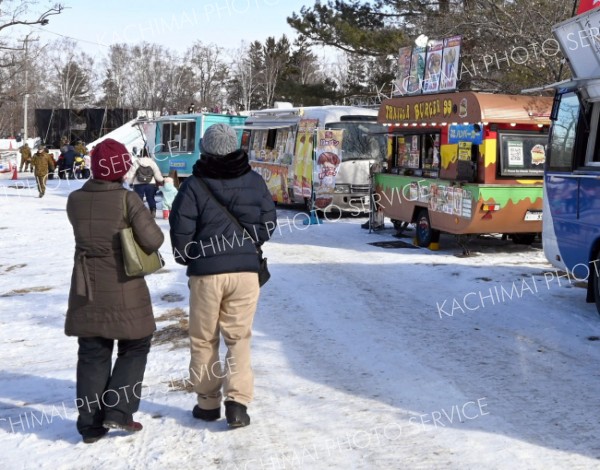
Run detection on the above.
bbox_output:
[240,106,387,212]
[373,92,552,249]
[147,112,247,178]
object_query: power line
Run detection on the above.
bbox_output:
[29,25,110,48]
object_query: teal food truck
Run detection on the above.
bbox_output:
[145,113,247,177]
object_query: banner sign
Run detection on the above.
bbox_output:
[448,124,483,144]
[314,129,344,209]
[250,161,289,203]
[292,119,318,199]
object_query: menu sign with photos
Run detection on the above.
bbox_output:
[396,46,413,95]
[395,35,462,95]
[440,36,462,91]
[423,40,444,93]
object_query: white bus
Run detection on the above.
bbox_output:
[240,105,387,212]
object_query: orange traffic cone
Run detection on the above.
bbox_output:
[11,163,17,180]
[8,140,13,150]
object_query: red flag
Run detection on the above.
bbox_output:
[578,0,600,14]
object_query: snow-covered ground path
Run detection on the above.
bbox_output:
[1,175,600,470]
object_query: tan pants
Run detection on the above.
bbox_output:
[35,175,48,196]
[188,272,260,409]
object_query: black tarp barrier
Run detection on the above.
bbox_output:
[34,108,137,148]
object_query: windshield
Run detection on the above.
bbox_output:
[325,121,386,161]
[548,92,580,171]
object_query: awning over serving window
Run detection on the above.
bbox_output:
[378,92,552,126]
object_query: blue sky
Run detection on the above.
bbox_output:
[23,0,313,54]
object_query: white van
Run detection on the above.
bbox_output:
[240,105,387,212]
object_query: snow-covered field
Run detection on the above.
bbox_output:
[1,175,600,470]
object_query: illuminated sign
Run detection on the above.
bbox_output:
[448,124,483,144]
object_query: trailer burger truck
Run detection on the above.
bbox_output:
[372,92,552,251]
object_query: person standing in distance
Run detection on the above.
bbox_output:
[169,123,277,428]
[19,142,32,172]
[65,138,164,443]
[126,147,164,217]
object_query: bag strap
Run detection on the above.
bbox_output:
[194,176,259,249]
[122,191,130,226]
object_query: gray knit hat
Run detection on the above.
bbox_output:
[201,123,238,156]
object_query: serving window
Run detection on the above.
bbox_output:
[497,131,547,177]
[161,121,196,153]
[392,132,440,177]
[249,126,296,163]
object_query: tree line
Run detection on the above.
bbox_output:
[0,0,577,139]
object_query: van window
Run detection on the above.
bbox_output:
[587,102,600,167]
[325,121,386,161]
[548,92,579,171]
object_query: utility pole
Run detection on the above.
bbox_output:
[23,36,29,141]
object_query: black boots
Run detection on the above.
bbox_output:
[150,208,156,218]
[192,405,220,421]
[191,401,250,428]
[225,401,250,428]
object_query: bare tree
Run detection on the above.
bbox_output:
[0,1,64,135]
[46,39,95,108]
[101,44,130,108]
[185,41,229,110]
[229,41,261,112]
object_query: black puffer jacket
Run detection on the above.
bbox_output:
[169,149,277,276]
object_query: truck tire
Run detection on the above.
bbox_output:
[415,209,440,247]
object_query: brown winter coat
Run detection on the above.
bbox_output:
[19,145,32,161]
[31,151,55,177]
[65,180,164,339]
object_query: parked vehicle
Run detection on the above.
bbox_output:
[240,105,387,212]
[373,92,552,250]
[147,113,247,178]
[543,6,600,314]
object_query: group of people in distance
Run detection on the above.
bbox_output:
[64,124,277,443]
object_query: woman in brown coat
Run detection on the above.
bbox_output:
[66,138,164,444]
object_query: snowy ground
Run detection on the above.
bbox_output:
[1,175,600,470]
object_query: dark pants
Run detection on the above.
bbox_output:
[75,335,152,438]
[133,184,158,211]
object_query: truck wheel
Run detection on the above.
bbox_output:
[511,233,536,245]
[415,209,439,247]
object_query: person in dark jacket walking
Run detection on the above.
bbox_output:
[169,123,277,428]
[58,145,78,180]
[66,138,164,444]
